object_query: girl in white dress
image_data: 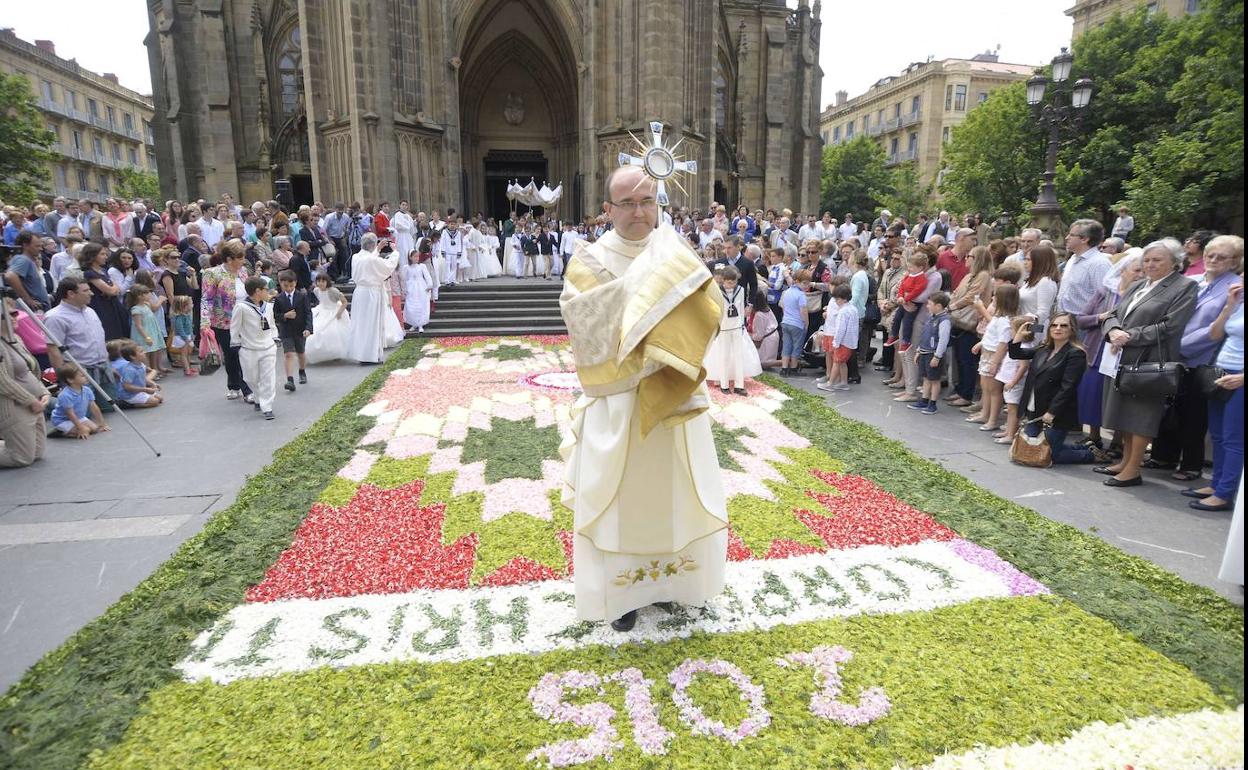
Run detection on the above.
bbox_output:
[705,266,762,394]
[401,248,433,333]
[478,223,504,277]
[509,233,525,278]
[485,224,502,276]
[305,273,350,363]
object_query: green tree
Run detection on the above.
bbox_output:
[116,168,161,202]
[0,72,55,204]
[1062,7,1191,223]
[1123,0,1244,237]
[880,161,933,223]
[938,83,1042,222]
[819,136,893,223]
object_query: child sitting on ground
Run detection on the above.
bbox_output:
[909,292,952,415]
[170,295,196,376]
[51,364,110,439]
[705,266,762,395]
[818,284,859,392]
[112,341,163,408]
[885,253,931,352]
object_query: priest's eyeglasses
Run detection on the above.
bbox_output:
[608,198,657,211]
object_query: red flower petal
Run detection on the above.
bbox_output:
[726,527,755,561]
[763,538,823,560]
[481,557,562,587]
[556,530,575,575]
[246,480,478,602]
[798,471,957,550]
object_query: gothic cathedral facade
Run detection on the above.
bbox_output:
[146,0,823,220]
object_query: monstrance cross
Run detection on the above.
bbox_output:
[618,121,698,207]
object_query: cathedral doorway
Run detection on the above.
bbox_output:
[483,150,548,221]
[457,0,578,221]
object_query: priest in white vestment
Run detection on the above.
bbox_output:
[560,166,727,631]
[392,203,416,264]
[346,233,403,363]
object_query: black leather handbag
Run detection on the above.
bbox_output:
[1114,337,1184,398]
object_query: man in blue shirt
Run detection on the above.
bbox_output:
[4,231,50,311]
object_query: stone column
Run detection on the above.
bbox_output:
[196,0,241,199]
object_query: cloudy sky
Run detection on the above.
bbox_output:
[3,0,1072,106]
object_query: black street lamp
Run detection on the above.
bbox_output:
[1027,47,1094,238]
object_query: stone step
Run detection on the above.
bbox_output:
[433,306,563,320]
[408,326,568,339]
[426,313,569,329]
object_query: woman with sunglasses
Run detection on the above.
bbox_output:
[1006,311,1111,465]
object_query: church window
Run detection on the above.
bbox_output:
[277,26,302,115]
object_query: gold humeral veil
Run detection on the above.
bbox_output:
[559,224,729,622]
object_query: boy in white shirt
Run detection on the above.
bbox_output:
[229,277,280,420]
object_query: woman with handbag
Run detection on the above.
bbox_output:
[1146,235,1243,482]
[1075,249,1142,452]
[1183,263,1244,512]
[1007,311,1111,465]
[945,245,994,407]
[1095,239,1199,488]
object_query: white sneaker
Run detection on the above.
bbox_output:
[831,383,851,391]
[815,376,829,384]
[243,393,256,404]
[226,390,241,400]
[816,382,835,392]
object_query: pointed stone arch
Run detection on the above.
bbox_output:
[456,0,580,219]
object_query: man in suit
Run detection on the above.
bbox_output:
[132,202,161,240]
[77,199,105,244]
[290,241,316,290]
[273,269,318,391]
[717,235,758,305]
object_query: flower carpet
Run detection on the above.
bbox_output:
[1,336,1243,770]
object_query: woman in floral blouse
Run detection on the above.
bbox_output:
[200,239,254,402]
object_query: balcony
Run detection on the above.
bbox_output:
[901,109,922,127]
[39,97,69,117]
[885,117,901,132]
[55,143,91,162]
[885,149,919,167]
[66,107,91,124]
[144,129,155,146]
[89,114,111,130]
[867,123,884,137]
[124,126,143,141]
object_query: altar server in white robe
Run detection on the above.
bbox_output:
[346,233,403,363]
[560,166,727,631]
[392,201,416,266]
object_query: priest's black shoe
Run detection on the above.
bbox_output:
[1103,476,1142,488]
[610,610,638,632]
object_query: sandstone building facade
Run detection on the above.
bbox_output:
[146,0,823,221]
[818,53,1033,189]
[0,29,156,204]
[1065,0,1198,38]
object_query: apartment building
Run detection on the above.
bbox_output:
[0,29,156,204]
[1066,0,1200,38]
[818,53,1033,188]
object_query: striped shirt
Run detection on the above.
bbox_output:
[1056,248,1111,314]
